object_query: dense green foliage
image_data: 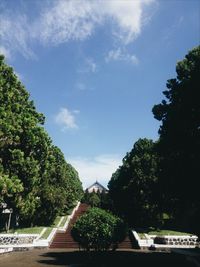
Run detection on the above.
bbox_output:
[0,55,83,227]
[108,46,200,236]
[108,138,159,227]
[82,189,111,210]
[152,46,200,234]
[71,207,126,251]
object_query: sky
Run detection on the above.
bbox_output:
[0,0,199,189]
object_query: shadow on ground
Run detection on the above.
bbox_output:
[37,250,197,267]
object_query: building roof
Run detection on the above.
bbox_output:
[86,181,108,192]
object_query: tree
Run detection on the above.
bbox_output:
[64,162,83,210]
[108,138,159,227]
[71,207,126,251]
[0,54,83,227]
[0,54,45,224]
[0,167,23,205]
[152,46,200,234]
[81,191,100,207]
[81,189,90,203]
[99,190,112,210]
[88,192,101,207]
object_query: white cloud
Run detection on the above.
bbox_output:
[85,58,97,73]
[77,57,97,73]
[14,71,23,81]
[76,82,86,91]
[0,0,155,58]
[73,109,80,114]
[75,82,94,92]
[38,0,155,46]
[0,45,11,59]
[75,82,87,91]
[55,107,79,130]
[102,0,151,44]
[0,14,36,59]
[163,16,184,43]
[67,154,122,189]
[37,0,100,45]
[105,48,139,64]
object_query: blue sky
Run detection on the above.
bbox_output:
[0,0,199,188]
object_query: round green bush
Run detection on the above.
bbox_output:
[71,207,126,251]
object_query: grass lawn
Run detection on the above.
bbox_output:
[0,226,44,234]
[40,216,62,239]
[138,233,146,239]
[147,229,194,236]
[0,206,74,238]
[0,215,62,237]
[136,227,195,237]
[59,215,68,227]
[40,227,52,239]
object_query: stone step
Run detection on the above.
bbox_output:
[50,204,133,250]
[49,203,89,249]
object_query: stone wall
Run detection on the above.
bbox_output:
[131,230,199,249]
[0,234,38,246]
[149,235,198,246]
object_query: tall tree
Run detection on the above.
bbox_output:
[0,55,83,227]
[0,54,45,223]
[152,46,200,234]
[108,138,159,227]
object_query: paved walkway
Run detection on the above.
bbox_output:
[172,249,200,267]
[0,248,198,267]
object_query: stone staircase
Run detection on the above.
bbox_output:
[50,203,89,249]
[50,203,133,250]
[117,235,133,249]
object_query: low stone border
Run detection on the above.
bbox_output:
[0,247,13,254]
[0,234,40,254]
[131,230,199,250]
[149,234,198,246]
[0,234,39,247]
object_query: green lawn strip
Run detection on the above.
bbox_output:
[15,226,44,234]
[40,216,62,239]
[0,207,75,237]
[53,216,62,227]
[136,229,195,238]
[40,207,75,239]
[0,226,44,234]
[59,215,68,228]
[138,233,146,239]
[66,207,74,215]
[40,227,53,239]
[147,229,194,236]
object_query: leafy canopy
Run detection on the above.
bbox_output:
[108,138,159,227]
[0,54,83,227]
[152,46,200,234]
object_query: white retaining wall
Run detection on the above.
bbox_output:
[0,201,81,251]
[132,231,154,248]
[131,230,199,249]
[35,201,80,247]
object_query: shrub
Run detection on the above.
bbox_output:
[71,207,126,251]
